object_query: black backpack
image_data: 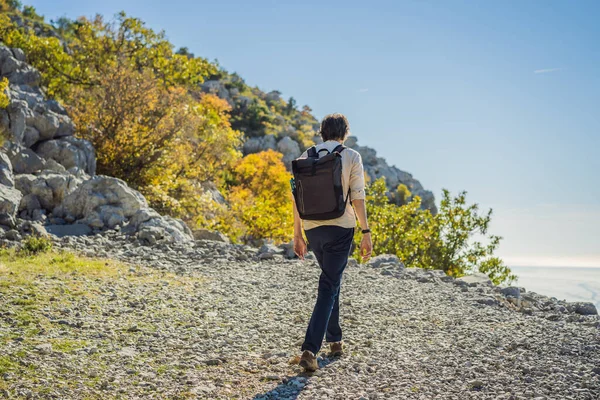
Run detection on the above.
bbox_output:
[291,144,349,220]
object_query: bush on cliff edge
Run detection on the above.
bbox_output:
[354,178,515,285]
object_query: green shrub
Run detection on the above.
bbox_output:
[19,235,53,256]
[355,178,516,285]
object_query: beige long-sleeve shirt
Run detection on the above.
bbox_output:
[299,140,366,231]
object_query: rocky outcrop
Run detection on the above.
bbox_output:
[0,42,193,243]
[242,134,276,154]
[277,136,301,167]
[122,208,193,245]
[52,175,147,229]
[5,144,46,174]
[0,152,14,187]
[34,136,96,175]
[344,136,437,213]
[193,228,230,243]
[0,184,22,217]
[15,171,82,220]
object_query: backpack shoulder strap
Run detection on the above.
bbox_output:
[307,146,318,158]
[333,144,346,154]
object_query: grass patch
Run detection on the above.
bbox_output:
[0,356,19,374]
[0,243,209,398]
[0,247,121,282]
[48,338,89,353]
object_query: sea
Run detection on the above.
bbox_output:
[509,266,600,310]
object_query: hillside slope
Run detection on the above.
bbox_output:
[200,76,437,212]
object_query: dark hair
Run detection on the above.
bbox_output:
[319,113,350,141]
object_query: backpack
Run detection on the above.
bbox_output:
[291,144,349,220]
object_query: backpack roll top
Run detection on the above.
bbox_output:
[292,145,348,221]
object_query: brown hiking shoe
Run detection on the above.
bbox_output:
[299,350,318,372]
[328,341,344,357]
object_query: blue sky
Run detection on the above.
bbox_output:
[29,0,600,266]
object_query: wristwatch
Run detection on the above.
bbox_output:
[361,229,371,234]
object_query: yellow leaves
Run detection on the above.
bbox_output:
[219,150,293,243]
[0,77,9,109]
[0,0,18,12]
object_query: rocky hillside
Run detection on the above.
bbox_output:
[0,42,193,244]
[0,232,598,399]
[201,76,437,213]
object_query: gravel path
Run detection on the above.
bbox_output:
[1,233,598,399]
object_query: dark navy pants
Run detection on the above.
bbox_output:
[301,225,355,355]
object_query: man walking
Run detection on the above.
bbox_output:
[292,113,372,372]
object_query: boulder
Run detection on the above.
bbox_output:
[457,272,493,286]
[367,254,404,269]
[18,193,41,212]
[200,80,231,104]
[53,176,148,227]
[265,91,282,103]
[5,144,46,174]
[500,286,523,299]
[15,172,82,212]
[0,212,16,228]
[277,136,301,166]
[29,109,60,140]
[567,302,598,316]
[23,126,40,148]
[123,208,193,243]
[193,229,229,243]
[98,205,126,229]
[44,158,67,173]
[243,135,277,155]
[45,223,92,237]
[347,258,359,268]
[0,184,22,217]
[138,226,165,246]
[0,151,14,187]
[279,240,296,259]
[34,136,96,175]
[0,45,41,87]
[201,181,226,205]
[5,99,30,144]
[5,229,21,241]
[19,221,48,237]
[258,242,284,256]
[137,215,192,244]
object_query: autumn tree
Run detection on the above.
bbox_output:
[0,11,241,229]
[220,150,293,243]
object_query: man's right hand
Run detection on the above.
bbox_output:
[294,236,308,260]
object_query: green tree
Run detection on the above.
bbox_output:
[355,178,515,285]
[285,96,297,115]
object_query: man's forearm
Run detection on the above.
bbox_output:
[352,199,369,230]
[292,197,303,238]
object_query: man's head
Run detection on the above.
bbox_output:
[320,113,350,142]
